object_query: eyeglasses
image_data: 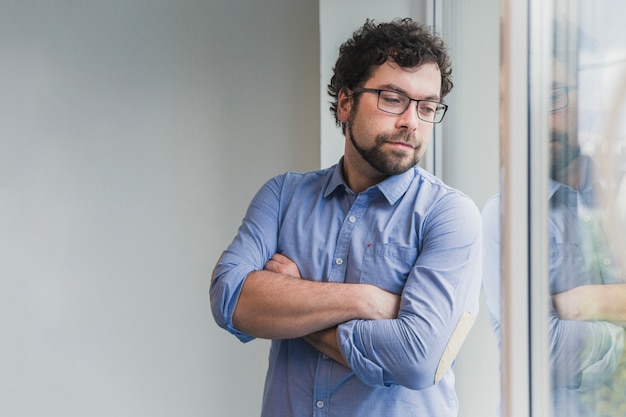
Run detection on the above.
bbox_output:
[352,87,448,123]
[550,86,575,112]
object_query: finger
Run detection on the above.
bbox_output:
[264,259,280,272]
[270,253,290,263]
[264,259,291,275]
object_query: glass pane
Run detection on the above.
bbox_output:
[482,1,626,416]
[548,0,626,416]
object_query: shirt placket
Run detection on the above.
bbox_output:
[326,192,370,283]
[313,192,371,416]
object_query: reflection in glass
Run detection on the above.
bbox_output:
[549,86,572,112]
[482,0,626,416]
[555,0,626,415]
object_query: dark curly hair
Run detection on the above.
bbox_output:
[328,18,453,131]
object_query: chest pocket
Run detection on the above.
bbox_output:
[549,242,600,294]
[359,243,418,294]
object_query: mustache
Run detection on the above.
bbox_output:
[550,130,569,144]
[380,131,417,146]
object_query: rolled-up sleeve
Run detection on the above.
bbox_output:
[549,309,624,390]
[210,176,282,343]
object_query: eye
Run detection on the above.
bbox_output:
[418,102,437,114]
[379,91,406,107]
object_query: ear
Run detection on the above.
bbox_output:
[337,87,352,124]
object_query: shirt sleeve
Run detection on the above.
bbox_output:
[209,175,282,343]
[548,235,624,389]
[549,311,624,390]
[337,193,483,390]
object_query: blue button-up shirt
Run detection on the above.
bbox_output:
[211,161,482,417]
[481,181,624,417]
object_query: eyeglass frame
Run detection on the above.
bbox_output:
[550,85,576,112]
[351,87,448,124]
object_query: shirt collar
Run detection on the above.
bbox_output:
[548,180,561,200]
[375,168,415,205]
[323,158,415,205]
[549,180,580,212]
[323,160,350,199]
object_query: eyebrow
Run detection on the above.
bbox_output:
[376,83,441,102]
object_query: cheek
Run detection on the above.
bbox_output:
[552,107,577,125]
[550,113,568,132]
[418,125,434,143]
[350,109,377,137]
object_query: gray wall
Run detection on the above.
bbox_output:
[0,1,318,416]
[0,1,501,416]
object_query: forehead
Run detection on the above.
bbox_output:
[367,61,442,99]
[552,59,576,87]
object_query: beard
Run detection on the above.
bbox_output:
[550,129,580,180]
[347,119,421,176]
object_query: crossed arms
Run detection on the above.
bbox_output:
[553,284,626,324]
[210,174,482,390]
[233,253,401,366]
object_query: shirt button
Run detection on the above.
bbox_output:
[335,258,343,265]
[316,400,325,409]
[603,258,612,266]
[349,215,356,223]
[322,354,329,359]
[582,215,592,222]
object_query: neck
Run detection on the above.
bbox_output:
[341,153,387,194]
[553,155,593,191]
[553,158,579,189]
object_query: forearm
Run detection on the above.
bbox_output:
[553,284,626,322]
[232,270,397,339]
[304,327,349,367]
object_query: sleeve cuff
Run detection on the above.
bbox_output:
[337,320,386,387]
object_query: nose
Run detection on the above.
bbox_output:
[396,102,421,130]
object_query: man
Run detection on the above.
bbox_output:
[481,55,625,416]
[211,18,482,417]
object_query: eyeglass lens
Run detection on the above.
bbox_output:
[377,90,445,122]
[551,87,569,112]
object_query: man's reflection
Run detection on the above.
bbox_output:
[482,55,626,416]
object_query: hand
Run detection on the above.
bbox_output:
[362,284,402,320]
[264,253,301,278]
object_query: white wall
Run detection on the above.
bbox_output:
[0,1,319,416]
[441,1,501,416]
